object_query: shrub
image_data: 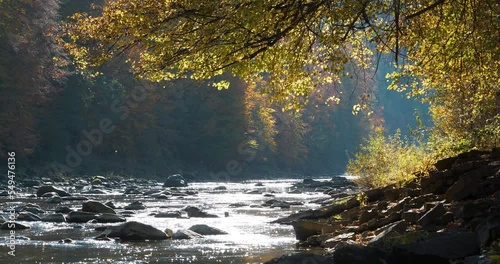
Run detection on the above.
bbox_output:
[346,128,435,188]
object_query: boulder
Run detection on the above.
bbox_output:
[96,213,126,223]
[154,211,182,218]
[394,232,479,260]
[476,214,500,247]
[292,220,337,241]
[188,224,227,235]
[36,185,71,197]
[369,220,408,249]
[82,200,116,214]
[102,221,170,240]
[17,212,42,221]
[44,197,62,204]
[332,242,393,264]
[183,206,218,218]
[0,221,30,230]
[418,203,446,228]
[214,186,227,191]
[21,206,45,214]
[55,206,72,214]
[124,201,146,210]
[66,211,98,223]
[42,213,66,223]
[264,253,333,264]
[172,229,203,240]
[163,174,188,187]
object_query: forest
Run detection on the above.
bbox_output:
[0,0,428,180]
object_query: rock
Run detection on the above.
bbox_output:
[418,203,446,228]
[245,190,262,194]
[21,206,45,214]
[36,185,71,197]
[402,210,423,224]
[55,206,72,214]
[321,232,355,248]
[104,201,116,209]
[264,253,333,264]
[183,206,218,218]
[0,221,30,230]
[163,174,188,187]
[41,192,59,198]
[188,224,227,235]
[264,193,275,197]
[96,213,126,223]
[421,169,455,195]
[82,200,116,214]
[394,232,479,260]
[154,194,170,199]
[271,201,291,209]
[81,189,109,195]
[435,156,458,171]
[255,182,264,186]
[437,212,454,225]
[44,196,62,204]
[359,208,379,224]
[172,229,203,240]
[332,242,392,264]
[17,212,41,221]
[101,221,170,240]
[214,186,227,191]
[123,187,141,195]
[155,211,182,218]
[460,199,494,220]
[42,213,66,223]
[66,211,98,223]
[477,214,500,247]
[58,238,73,244]
[61,196,89,201]
[229,203,248,208]
[124,201,146,210]
[292,220,337,241]
[464,255,494,264]
[369,220,408,249]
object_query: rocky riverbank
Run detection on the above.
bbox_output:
[267,148,500,263]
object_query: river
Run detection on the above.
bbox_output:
[0,178,345,263]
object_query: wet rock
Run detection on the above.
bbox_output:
[61,196,88,201]
[41,192,60,198]
[183,206,218,218]
[123,187,141,195]
[163,174,188,187]
[172,229,203,240]
[394,232,479,260]
[82,200,116,214]
[42,213,66,223]
[58,238,73,244]
[229,203,248,208]
[55,206,72,214]
[96,213,126,223]
[66,211,98,223]
[255,182,264,187]
[36,185,71,197]
[264,193,275,197]
[124,201,146,210]
[271,201,291,209]
[264,253,333,264]
[100,221,170,240]
[81,189,109,195]
[245,190,262,194]
[21,206,45,214]
[188,224,228,235]
[214,186,227,191]
[104,201,116,209]
[418,203,446,228]
[17,212,41,221]
[0,221,30,230]
[154,194,170,199]
[44,196,62,204]
[154,211,182,218]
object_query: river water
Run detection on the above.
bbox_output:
[0,179,340,263]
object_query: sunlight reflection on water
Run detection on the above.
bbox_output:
[0,178,343,263]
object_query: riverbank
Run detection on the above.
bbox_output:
[267,148,500,263]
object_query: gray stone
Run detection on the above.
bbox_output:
[183,206,218,218]
[102,221,169,240]
[188,224,227,235]
[42,213,66,223]
[172,229,203,240]
[36,185,71,197]
[418,203,446,228]
[82,200,116,214]
[154,211,182,218]
[67,211,98,223]
[96,213,126,223]
[124,201,146,210]
[163,174,188,187]
[0,221,30,230]
[17,212,41,221]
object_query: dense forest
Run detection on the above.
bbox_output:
[0,0,428,180]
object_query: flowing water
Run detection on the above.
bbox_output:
[0,179,342,263]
